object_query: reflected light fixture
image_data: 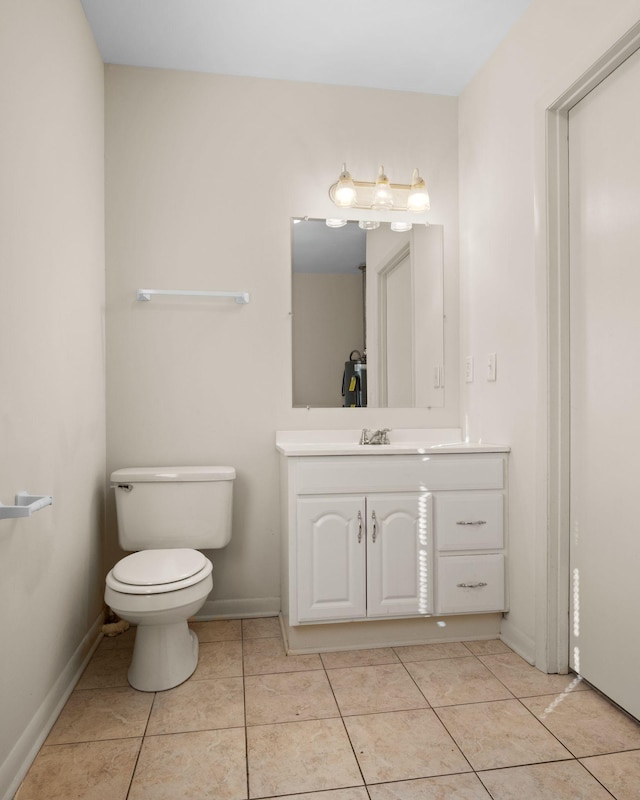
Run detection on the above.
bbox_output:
[390,221,412,232]
[325,218,348,228]
[329,163,431,213]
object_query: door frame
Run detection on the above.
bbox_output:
[543,22,640,673]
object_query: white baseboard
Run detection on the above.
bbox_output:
[197,597,280,620]
[500,616,536,665]
[1,613,104,800]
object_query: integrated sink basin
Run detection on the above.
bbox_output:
[275,429,510,456]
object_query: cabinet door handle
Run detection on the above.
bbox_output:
[371,510,377,543]
[457,581,488,588]
[357,510,363,543]
[456,520,487,526]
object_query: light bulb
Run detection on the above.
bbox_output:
[407,168,430,212]
[371,166,393,210]
[333,163,357,207]
[359,220,380,230]
[326,218,347,228]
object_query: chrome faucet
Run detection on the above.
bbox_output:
[360,428,391,445]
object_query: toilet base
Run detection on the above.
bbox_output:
[128,622,199,691]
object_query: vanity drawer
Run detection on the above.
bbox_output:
[294,456,504,494]
[436,492,503,551]
[436,554,505,614]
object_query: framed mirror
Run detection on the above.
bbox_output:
[291,218,444,408]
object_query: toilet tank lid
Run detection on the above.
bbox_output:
[110,466,235,483]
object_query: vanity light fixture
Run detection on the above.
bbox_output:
[371,166,393,210]
[329,164,431,213]
[359,220,380,230]
[333,164,358,207]
[407,169,430,212]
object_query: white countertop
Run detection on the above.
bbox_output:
[276,429,510,457]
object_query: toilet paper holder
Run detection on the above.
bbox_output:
[0,491,53,520]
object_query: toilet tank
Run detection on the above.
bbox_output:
[111,466,235,551]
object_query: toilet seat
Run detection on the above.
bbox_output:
[106,548,212,595]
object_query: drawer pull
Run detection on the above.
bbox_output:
[457,581,488,589]
[456,520,487,526]
[357,510,363,544]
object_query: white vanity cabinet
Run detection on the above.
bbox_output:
[296,492,430,623]
[279,444,509,628]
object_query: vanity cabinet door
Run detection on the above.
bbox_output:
[366,493,433,617]
[296,496,366,622]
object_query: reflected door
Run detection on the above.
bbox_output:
[382,254,413,406]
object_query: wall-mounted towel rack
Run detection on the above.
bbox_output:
[136,289,250,304]
[0,492,53,520]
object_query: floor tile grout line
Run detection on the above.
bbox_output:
[396,650,434,709]
[321,654,370,791]
[124,726,148,800]
[420,697,478,778]
[241,620,251,800]
[123,676,157,800]
[514,693,586,760]
[573,758,618,800]
[394,651,521,712]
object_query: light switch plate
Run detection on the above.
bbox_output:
[465,356,474,383]
[487,352,497,381]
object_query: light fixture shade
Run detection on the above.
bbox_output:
[326,218,347,228]
[390,221,412,232]
[334,163,357,207]
[407,168,431,212]
[371,166,393,210]
[358,220,380,230]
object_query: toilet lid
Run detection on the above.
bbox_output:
[113,548,207,586]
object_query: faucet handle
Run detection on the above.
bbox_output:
[359,428,372,445]
[379,428,391,444]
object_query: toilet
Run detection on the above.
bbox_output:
[104,465,235,692]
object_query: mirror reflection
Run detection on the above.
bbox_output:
[291,218,444,409]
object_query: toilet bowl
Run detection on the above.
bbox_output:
[104,465,235,692]
[105,548,214,691]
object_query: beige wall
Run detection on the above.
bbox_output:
[0,1,105,796]
[459,0,640,663]
[293,273,364,408]
[105,67,460,615]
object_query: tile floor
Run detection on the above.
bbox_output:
[14,617,640,799]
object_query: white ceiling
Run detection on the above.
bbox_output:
[81,0,532,96]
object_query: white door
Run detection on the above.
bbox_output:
[568,45,640,720]
[366,493,432,617]
[296,496,366,622]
